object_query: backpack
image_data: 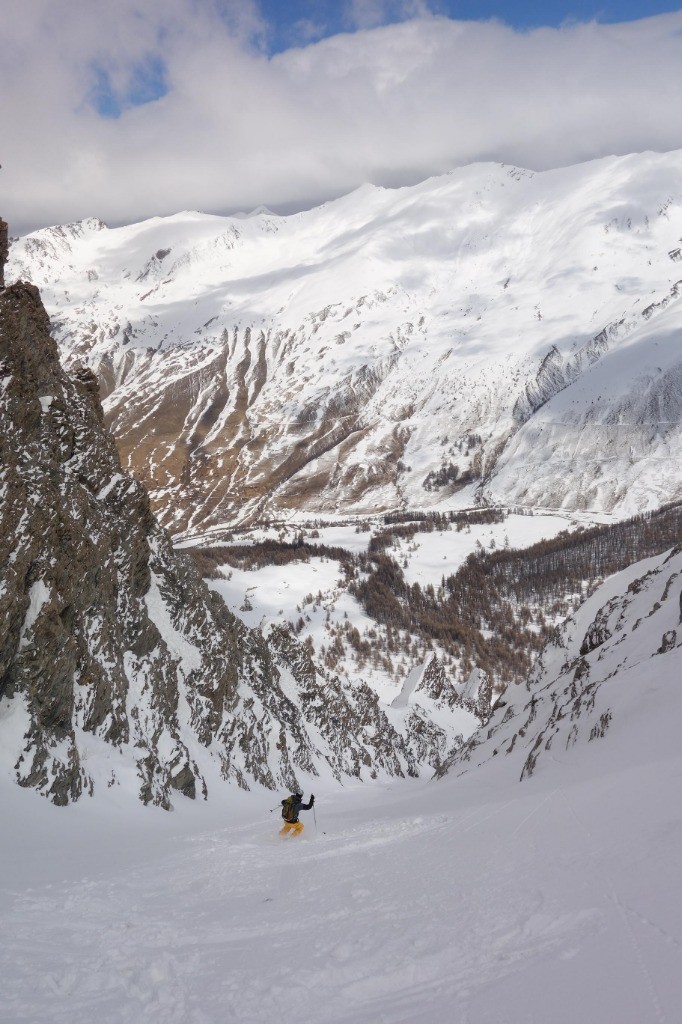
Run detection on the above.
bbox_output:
[281,796,297,823]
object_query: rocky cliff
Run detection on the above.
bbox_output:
[0,219,473,806]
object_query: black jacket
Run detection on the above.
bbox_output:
[282,794,314,822]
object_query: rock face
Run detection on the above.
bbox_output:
[458,667,493,721]
[0,224,477,806]
[435,545,682,783]
[0,254,224,806]
[388,653,478,767]
[8,152,682,536]
[0,218,7,288]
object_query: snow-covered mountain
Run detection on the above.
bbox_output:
[0,228,478,806]
[8,150,682,536]
[3,205,682,1020]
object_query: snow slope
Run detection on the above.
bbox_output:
[2,549,681,1023]
[1,676,679,1023]
[8,150,682,533]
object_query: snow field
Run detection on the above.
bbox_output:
[393,512,573,589]
[208,557,345,633]
[2,661,681,1024]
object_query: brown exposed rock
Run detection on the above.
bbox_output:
[0,217,8,288]
[89,328,406,533]
[1,274,194,805]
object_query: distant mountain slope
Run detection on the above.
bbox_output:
[436,542,682,782]
[0,221,477,806]
[8,151,682,534]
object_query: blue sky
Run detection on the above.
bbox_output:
[261,1,682,51]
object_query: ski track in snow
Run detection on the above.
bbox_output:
[3,736,682,1024]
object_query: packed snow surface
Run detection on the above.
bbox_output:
[3,643,681,1023]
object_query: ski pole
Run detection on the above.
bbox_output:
[313,805,325,835]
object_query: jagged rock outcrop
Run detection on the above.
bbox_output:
[389,654,478,770]
[0,262,226,805]
[0,228,465,806]
[458,667,494,721]
[435,545,682,782]
[0,218,7,289]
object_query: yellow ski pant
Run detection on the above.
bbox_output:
[280,821,304,837]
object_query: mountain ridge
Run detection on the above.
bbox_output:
[9,150,682,535]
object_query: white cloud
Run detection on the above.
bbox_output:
[2,2,682,234]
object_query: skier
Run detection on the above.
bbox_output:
[279,792,315,837]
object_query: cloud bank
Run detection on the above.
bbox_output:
[2,1,682,234]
